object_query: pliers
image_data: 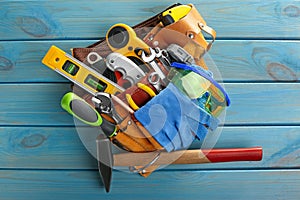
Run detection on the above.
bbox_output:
[126,83,157,111]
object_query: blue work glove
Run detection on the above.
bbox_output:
[134,83,219,152]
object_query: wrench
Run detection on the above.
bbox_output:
[92,92,123,124]
[147,72,163,92]
[153,47,171,70]
[87,52,107,74]
[141,48,168,86]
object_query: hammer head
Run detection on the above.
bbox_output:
[96,134,114,192]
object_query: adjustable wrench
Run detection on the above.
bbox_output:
[92,92,123,124]
[106,52,145,87]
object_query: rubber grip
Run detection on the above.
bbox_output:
[101,118,117,137]
[203,146,263,163]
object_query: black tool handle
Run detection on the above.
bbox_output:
[100,118,117,137]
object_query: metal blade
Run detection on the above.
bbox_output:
[96,134,113,192]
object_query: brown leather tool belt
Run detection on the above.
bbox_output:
[71,3,216,156]
[72,3,215,66]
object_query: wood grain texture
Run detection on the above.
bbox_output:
[0,83,299,126]
[0,84,73,126]
[0,127,96,169]
[1,0,300,40]
[211,40,300,82]
[0,0,176,40]
[1,40,299,83]
[0,169,300,200]
[197,0,300,39]
[0,41,95,83]
[1,0,300,199]
[0,126,299,170]
[225,83,300,125]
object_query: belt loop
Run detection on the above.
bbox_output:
[198,22,216,51]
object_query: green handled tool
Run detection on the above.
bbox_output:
[61,92,117,137]
[61,92,102,126]
[61,92,116,192]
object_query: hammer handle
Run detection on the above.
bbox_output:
[113,147,263,166]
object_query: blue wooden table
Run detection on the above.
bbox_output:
[1,0,300,199]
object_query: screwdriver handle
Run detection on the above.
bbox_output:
[61,92,117,137]
[101,117,117,137]
[203,146,263,163]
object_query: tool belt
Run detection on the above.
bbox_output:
[72,4,215,68]
[69,3,229,175]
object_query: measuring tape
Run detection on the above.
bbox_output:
[42,45,125,95]
[106,23,150,57]
[106,23,152,73]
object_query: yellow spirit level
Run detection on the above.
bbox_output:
[42,45,124,95]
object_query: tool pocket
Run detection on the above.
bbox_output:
[144,4,216,66]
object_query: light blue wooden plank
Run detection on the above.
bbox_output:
[0,40,96,83]
[0,83,299,126]
[0,169,300,200]
[1,40,300,83]
[225,83,300,125]
[0,0,176,40]
[0,126,299,170]
[1,1,300,40]
[0,83,74,126]
[210,40,300,82]
[0,127,96,169]
[197,0,300,39]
